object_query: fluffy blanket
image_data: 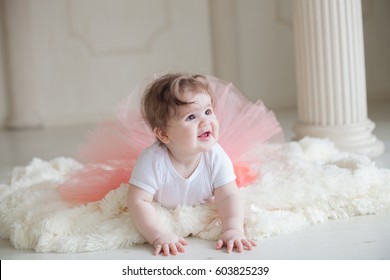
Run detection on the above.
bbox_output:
[1,137,389,253]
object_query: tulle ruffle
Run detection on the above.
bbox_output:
[58,75,285,203]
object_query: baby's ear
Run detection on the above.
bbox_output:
[153,127,170,144]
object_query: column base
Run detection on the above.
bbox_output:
[294,119,385,158]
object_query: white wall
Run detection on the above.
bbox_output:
[0,0,213,127]
[236,0,296,108]
[0,0,389,128]
[363,0,390,101]
[0,0,7,124]
[232,0,390,108]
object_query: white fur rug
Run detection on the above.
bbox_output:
[1,137,389,253]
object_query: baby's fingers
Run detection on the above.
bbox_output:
[216,239,242,253]
[176,242,186,253]
[178,237,188,246]
[169,243,178,255]
[242,239,256,250]
[154,244,162,255]
[234,239,244,253]
[216,239,224,250]
[162,244,171,256]
[227,240,234,253]
[154,242,186,256]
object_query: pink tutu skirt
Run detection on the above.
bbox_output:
[58,75,285,203]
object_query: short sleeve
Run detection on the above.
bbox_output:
[129,144,162,195]
[210,143,237,188]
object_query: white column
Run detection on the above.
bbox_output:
[3,0,42,128]
[293,0,384,158]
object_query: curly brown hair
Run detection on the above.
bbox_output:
[141,73,213,130]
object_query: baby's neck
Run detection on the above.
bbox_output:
[167,149,202,179]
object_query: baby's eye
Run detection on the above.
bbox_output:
[185,114,196,121]
[205,108,213,115]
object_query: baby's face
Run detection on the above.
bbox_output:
[163,91,219,156]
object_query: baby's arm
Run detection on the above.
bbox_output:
[214,181,256,253]
[127,184,187,256]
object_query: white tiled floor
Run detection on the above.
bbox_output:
[0,102,389,260]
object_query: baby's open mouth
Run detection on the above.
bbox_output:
[198,131,211,138]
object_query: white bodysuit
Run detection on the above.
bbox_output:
[129,142,236,208]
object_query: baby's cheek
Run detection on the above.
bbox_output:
[213,123,220,137]
[183,129,197,139]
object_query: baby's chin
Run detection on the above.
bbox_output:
[203,138,218,151]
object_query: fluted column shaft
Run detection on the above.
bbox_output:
[293,0,384,158]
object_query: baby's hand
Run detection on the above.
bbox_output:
[216,229,256,253]
[153,233,187,256]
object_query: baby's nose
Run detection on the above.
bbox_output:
[200,118,210,126]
